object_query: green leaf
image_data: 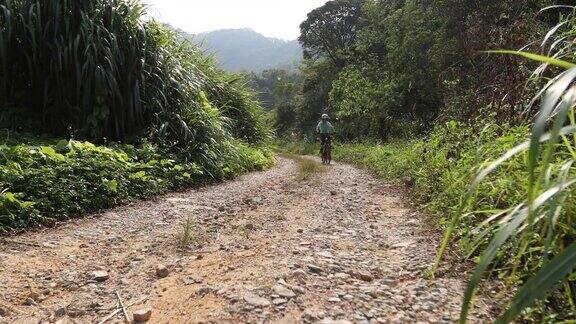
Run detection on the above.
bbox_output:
[131,171,147,179]
[2,192,16,203]
[460,178,576,323]
[55,140,72,153]
[496,243,576,323]
[487,50,575,69]
[40,146,65,161]
[432,125,576,276]
[106,179,118,193]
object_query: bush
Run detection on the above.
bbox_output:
[0,136,273,233]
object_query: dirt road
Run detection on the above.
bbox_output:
[0,157,492,323]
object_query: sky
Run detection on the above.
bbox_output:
[143,0,328,40]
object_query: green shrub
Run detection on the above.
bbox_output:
[0,136,273,233]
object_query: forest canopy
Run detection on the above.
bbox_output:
[269,0,549,140]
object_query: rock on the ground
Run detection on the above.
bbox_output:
[245,197,262,205]
[307,264,324,274]
[349,270,374,282]
[273,284,296,298]
[292,269,307,279]
[89,270,109,282]
[183,275,203,285]
[334,272,350,280]
[156,265,169,278]
[28,291,41,301]
[54,319,76,324]
[244,292,270,307]
[55,306,66,317]
[272,298,288,305]
[196,287,214,296]
[133,308,153,322]
[320,318,353,324]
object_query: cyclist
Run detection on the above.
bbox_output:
[316,113,334,154]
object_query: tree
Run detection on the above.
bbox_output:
[245,69,300,111]
[244,69,302,135]
[297,60,339,134]
[431,0,546,122]
[298,0,366,68]
[271,71,302,135]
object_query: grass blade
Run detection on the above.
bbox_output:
[432,125,576,276]
[496,242,576,324]
[486,50,575,69]
[459,178,576,323]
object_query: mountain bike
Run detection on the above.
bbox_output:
[320,135,332,165]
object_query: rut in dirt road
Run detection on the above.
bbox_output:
[0,157,492,323]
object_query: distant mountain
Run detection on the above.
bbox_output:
[192,28,302,72]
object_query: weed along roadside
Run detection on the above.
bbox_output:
[296,158,326,181]
[284,154,327,181]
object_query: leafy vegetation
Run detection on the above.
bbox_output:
[272,0,549,138]
[0,133,272,233]
[0,0,269,149]
[244,69,303,136]
[295,155,326,181]
[0,0,273,232]
[176,217,208,249]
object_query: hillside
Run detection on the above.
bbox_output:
[193,28,301,72]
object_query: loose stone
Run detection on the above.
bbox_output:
[156,265,169,278]
[244,292,270,307]
[273,284,296,298]
[133,308,153,322]
[89,271,109,282]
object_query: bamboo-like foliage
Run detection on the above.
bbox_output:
[0,0,268,160]
[431,7,576,323]
[0,0,150,139]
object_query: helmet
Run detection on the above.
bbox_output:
[321,114,329,120]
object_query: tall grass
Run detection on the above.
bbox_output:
[0,0,269,162]
[0,0,149,139]
[431,7,576,322]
